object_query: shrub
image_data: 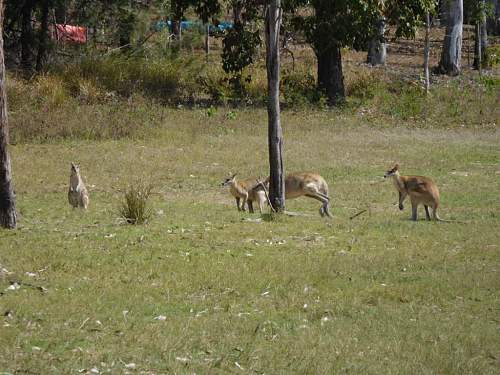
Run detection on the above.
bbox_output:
[281,70,321,107]
[119,182,153,225]
[346,70,382,101]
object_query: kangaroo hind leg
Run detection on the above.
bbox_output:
[424,205,431,220]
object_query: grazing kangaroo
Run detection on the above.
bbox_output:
[384,163,445,221]
[282,172,332,217]
[68,163,89,209]
[221,174,268,214]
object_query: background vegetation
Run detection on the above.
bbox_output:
[0,0,499,374]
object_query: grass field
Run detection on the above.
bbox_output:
[1,107,499,374]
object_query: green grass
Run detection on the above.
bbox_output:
[1,109,499,374]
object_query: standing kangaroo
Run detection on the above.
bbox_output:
[221,174,268,214]
[68,163,89,209]
[282,172,332,217]
[384,163,444,221]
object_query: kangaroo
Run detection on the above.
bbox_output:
[221,174,268,214]
[384,163,444,221]
[68,163,89,209]
[281,172,332,217]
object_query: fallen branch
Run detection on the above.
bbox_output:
[349,209,367,220]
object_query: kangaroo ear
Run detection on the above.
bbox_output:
[394,163,399,170]
[232,173,237,179]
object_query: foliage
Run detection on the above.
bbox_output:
[384,0,437,39]
[221,22,261,94]
[120,182,153,225]
[281,70,322,107]
[194,0,221,23]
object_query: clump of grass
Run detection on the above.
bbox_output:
[282,69,322,107]
[119,182,153,225]
[345,69,383,101]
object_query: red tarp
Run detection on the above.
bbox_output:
[53,24,87,44]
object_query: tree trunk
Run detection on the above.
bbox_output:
[424,12,431,93]
[21,0,35,71]
[204,23,210,59]
[367,15,387,65]
[316,45,345,106]
[438,0,447,25]
[172,20,182,41]
[265,0,285,212]
[438,0,463,75]
[36,0,50,72]
[233,2,243,25]
[474,1,488,69]
[0,0,17,229]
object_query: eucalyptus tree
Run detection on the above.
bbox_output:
[287,0,380,105]
[385,0,437,90]
[437,0,463,75]
[194,0,221,57]
[367,1,387,66]
[265,0,285,212]
[221,1,262,94]
[466,0,489,69]
[0,0,17,229]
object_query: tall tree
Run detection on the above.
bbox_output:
[385,0,437,89]
[438,0,463,75]
[194,0,221,58]
[36,0,50,72]
[367,1,387,66]
[472,0,489,69]
[288,0,379,105]
[424,10,431,92]
[265,0,285,212]
[0,0,17,229]
[171,0,192,41]
[20,0,36,71]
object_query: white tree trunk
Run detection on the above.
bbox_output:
[205,23,210,60]
[265,0,285,212]
[438,0,463,75]
[367,15,387,65]
[474,0,488,70]
[424,12,431,93]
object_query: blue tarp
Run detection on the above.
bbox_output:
[155,20,233,33]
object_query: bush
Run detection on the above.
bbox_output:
[346,70,382,101]
[119,182,153,225]
[282,70,322,107]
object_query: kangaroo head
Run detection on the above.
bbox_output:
[221,173,237,187]
[384,163,400,178]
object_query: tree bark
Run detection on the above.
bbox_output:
[438,0,463,75]
[316,45,345,106]
[265,0,285,212]
[367,15,387,66]
[233,2,243,25]
[474,1,488,69]
[36,0,50,72]
[21,0,35,71]
[0,0,17,229]
[424,12,431,93]
[204,23,210,59]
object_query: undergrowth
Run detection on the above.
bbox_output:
[6,52,499,142]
